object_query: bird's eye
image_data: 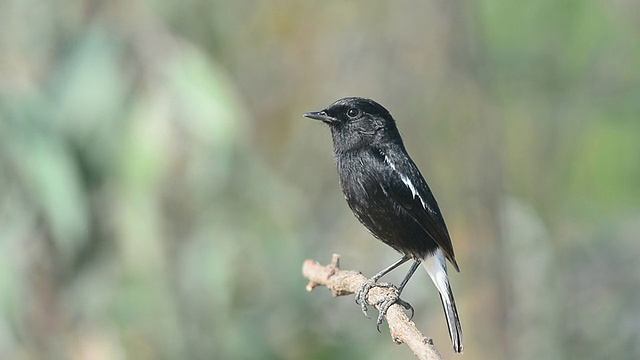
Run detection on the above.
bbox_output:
[347,108,360,118]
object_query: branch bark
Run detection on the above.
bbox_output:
[302,254,444,360]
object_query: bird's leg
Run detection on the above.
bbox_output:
[374,259,422,328]
[397,259,421,294]
[355,255,410,318]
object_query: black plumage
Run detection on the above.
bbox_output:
[304,97,463,353]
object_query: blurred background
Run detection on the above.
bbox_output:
[1,0,639,359]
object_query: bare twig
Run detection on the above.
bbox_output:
[302,254,444,360]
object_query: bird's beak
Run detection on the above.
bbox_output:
[304,110,336,124]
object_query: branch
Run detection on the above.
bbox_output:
[302,254,444,360]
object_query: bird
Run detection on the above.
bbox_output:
[304,97,463,353]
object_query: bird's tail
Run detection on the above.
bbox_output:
[423,249,463,353]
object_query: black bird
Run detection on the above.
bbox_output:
[304,97,463,353]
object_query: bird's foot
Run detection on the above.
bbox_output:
[355,279,415,331]
[355,278,390,318]
[372,289,415,332]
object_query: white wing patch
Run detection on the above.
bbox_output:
[384,155,427,209]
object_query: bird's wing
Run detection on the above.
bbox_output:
[373,148,460,272]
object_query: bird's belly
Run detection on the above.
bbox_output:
[345,187,438,259]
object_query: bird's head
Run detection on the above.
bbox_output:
[304,97,402,152]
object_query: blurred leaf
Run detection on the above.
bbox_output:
[1,96,89,260]
[25,134,89,258]
[53,25,130,178]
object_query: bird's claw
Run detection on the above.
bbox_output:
[356,279,414,331]
[354,282,368,317]
[355,280,394,318]
[396,298,415,320]
[372,286,408,332]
